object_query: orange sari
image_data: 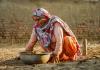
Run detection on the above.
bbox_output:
[47,32,78,62]
[61,36,78,61]
[33,16,80,62]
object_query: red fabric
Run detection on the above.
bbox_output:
[60,36,77,61]
[48,36,78,62]
[33,16,80,62]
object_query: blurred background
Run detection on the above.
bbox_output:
[0,0,100,45]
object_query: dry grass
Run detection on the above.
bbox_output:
[0,0,100,44]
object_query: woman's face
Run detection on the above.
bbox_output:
[32,16,48,27]
[32,16,40,22]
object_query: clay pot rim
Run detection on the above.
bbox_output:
[20,52,51,55]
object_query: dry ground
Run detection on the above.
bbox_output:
[0,43,100,70]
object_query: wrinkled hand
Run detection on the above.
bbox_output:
[50,52,60,63]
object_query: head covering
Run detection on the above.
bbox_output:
[34,16,80,49]
[32,8,51,18]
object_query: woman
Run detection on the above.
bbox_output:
[25,8,81,63]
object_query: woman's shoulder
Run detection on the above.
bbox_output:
[54,22,61,27]
[50,15,59,21]
[50,16,61,25]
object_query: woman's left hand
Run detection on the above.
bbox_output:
[50,52,60,63]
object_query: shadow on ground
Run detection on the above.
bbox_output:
[0,58,26,66]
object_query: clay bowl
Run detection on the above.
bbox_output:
[19,52,51,64]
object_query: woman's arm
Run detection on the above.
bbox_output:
[53,23,63,56]
[25,28,37,51]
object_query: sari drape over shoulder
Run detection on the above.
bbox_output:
[33,16,80,61]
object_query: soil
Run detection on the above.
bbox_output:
[0,43,100,70]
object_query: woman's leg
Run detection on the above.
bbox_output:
[63,36,77,61]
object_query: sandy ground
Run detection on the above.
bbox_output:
[0,43,100,70]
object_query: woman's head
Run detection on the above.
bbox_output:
[32,8,51,26]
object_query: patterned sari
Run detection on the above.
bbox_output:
[34,16,80,61]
